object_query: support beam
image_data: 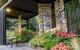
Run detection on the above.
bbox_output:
[18,15,22,36]
[27,19,29,29]
[0,9,6,45]
[8,6,38,15]
[34,0,55,3]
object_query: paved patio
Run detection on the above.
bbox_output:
[0,44,36,50]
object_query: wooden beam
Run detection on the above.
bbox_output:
[34,0,55,3]
[9,6,38,15]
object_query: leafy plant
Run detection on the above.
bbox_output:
[63,40,72,47]
[43,39,59,50]
[29,17,39,32]
[28,35,45,47]
[22,28,33,42]
[42,34,61,50]
[77,35,80,46]
[29,31,77,50]
[41,32,53,39]
[6,30,15,38]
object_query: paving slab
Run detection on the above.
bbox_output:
[0,45,36,50]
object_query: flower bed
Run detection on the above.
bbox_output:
[51,42,70,50]
[28,31,80,50]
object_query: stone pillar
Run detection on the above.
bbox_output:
[54,0,67,32]
[38,4,52,33]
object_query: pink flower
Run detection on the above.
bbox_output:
[55,32,76,38]
[61,32,68,38]
[55,32,68,38]
[51,42,70,50]
[56,32,62,36]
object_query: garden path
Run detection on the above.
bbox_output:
[0,44,36,50]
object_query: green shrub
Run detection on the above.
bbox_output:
[22,28,33,42]
[43,39,57,50]
[77,35,80,45]
[43,36,61,50]
[6,30,15,38]
[41,32,53,39]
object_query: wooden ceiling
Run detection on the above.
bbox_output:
[5,0,70,19]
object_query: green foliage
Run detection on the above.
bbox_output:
[63,40,72,47]
[29,32,76,50]
[28,33,62,50]
[43,39,60,50]
[43,34,61,50]
[6,18,18,30]
[28,35,45,47]
[77,35,80,45]
[41,33,53,39]
[29,17,39,32]
[11,35,22,44]
[16,35,22,41]
[6,18,29,43]
[22,28,33,42]
[6,30,15,38]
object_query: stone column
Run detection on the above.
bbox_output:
[38,4,52,33]
[54,0,67,32]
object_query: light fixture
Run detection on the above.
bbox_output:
[5,7,11,13]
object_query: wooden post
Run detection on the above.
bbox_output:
[17,15,22,36]
[27,19,29,29]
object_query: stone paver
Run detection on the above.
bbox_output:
[0,44,36,50]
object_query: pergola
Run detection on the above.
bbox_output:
[0,0,70,45]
